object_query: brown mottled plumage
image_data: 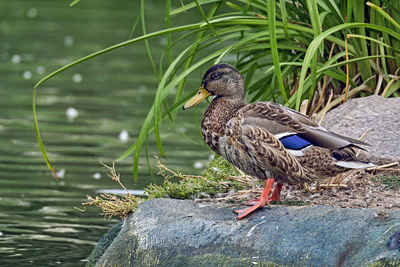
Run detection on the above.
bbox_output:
[183,63,373,220]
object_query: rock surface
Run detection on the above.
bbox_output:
[87,199,400,266]
[322,95,400,164]
[87,96,400,266]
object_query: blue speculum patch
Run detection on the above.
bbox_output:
[279,134,311,150]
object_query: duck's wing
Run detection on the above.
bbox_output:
[223,117,311,183]
[239,101,368,150]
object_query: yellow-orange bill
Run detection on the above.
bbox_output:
[183,85,211,110]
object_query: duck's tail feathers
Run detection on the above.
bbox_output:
[298,127,370,151]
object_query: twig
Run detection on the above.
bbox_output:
[374,74,384,95]
[310,183,348,190]
[300,99,308,115]
[316,81,372,119]
[367,162,400,171]
[312,44,335,114]
[155,156,203,179]
[101,162,131,195]
[318,89,333,126]
[355,128,371,156]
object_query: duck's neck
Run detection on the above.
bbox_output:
[201,96,246,154]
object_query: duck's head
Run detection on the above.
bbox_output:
[183,63,245,110]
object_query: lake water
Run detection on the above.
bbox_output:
[0,1,212,265]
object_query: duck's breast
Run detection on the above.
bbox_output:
[219,117,275,180]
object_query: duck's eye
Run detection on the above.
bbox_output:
[210,73,221,80]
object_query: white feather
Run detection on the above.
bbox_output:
[334,161,375,169]
[287,149,304,157]
[274,132,296,139]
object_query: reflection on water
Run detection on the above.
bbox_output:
[0,0,208,265]
[0,177,115,265]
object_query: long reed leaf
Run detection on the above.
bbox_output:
[267,0,288,103]
[367,2,400,30]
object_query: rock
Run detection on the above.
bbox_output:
[322,95,400,164]
[87,199,400,266]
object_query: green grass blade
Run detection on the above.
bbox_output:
[326,0,345,23]
[133,47,236,180]
[278,0,289,40]
[173,2,222,115]
[345,34,400,53]
[170,0,220,15]
[194,0,225,47]
[346,0,353,22]
[267,0,287,103]
[166,0,173,63]
[69,0,80,7]
[307,0,323,55]
[226,1,244,12]
[318,55,396,74]
[383,80,400,97]
[216,32,266,62]
[354,0,372,87]
[128,11,141,40]
[141,0,159,80]
[367,2,400,30]
[153,46,195,164]
[379,39,389,82]
[32,86,57,177]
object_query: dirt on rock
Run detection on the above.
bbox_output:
[198,167,400,211]
[283,169,400,210]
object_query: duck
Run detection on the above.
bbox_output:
[183,63,372,220]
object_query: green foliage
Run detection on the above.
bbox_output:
[369,258,400,267]
[146,157,246,199]
[372,175,400,190]
[33,1,400,180]
[82,157,251,219]
[275,200,309,206]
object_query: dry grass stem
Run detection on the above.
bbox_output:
[101,162,130,195]
[374,74,384,95]
[300,99,308,115]
[367,162,400,171]
[317,89,333,125]
[316,82,371,119]
[79,194,143,220]
[344,37,350,102]
[358,128,370,141]
[312,44,336,114]
[155,156,203,179]
[381,76,400,97]
[355,128,371,156]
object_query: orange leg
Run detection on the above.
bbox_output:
[234,178,275,220]
[243,182,283,205]
[269,182,283,201]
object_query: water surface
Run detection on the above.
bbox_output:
[0,1,211,265]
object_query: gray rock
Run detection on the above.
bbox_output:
[87,199,400,266]
[322,95,400,163]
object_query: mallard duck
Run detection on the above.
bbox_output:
[183,63,372,220]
